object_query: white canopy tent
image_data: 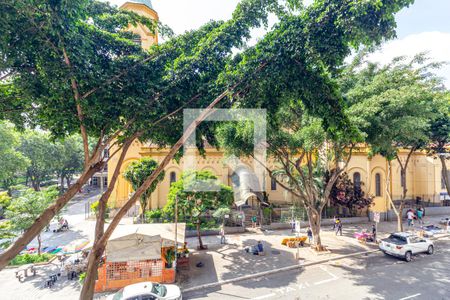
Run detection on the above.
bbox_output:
[85,223,186,262]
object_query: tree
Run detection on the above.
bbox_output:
[5,186,59,254]
[218,103,357,251]
[329,172,373,216]
[54,135,84,190]
[19,131,58,191]
[345,54,445,231]
[0,122,29,194]
[427,99,450,197]
[0,192,12,218]
[164,170,233,249]
[123,158,165,221]
[0,0,415,295]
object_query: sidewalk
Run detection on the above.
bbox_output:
[179,215,449,291]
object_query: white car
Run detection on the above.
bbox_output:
[379,232,434,262]
[107,282,182,300]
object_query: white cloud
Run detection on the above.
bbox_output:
[368,31,450,87]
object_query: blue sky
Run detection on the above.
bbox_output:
[108,0,450,85]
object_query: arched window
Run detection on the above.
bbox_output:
[271,177,277,191]
[170,172,177,185]
[375,173,381,197]
[353,172,361,189]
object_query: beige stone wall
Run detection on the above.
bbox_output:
[120,2,159,49]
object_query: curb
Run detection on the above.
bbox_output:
[182,249,379,293]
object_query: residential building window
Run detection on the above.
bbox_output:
[103,177,108,187]
[375,173,381,197]
[353,172,361,189]
[92,177,98,186]
[271,177,277,191]
[170,172,177,185]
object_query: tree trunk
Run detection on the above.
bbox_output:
[306,207,324,251]
[396,203,404,232]
[37,234,42,256]
[196,221,204,250]
[60,175,65,191]
[81,86,245,299]
[80,137,135,300]
[0,162,103,270]
[66,176,72,188]
[439,155,450,197]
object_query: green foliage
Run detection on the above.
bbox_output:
[9,253,54,266]
[212,207,231,219]
[0,122,29,192]
[344,54,445,160]
[19,131,59,191]
[144,209,165,223]
[164,170,234,221]
[0,192,12,211]
[6,186,59,232]
[90,201,99,214]
[123,158,165,216]
[53,135,84,188]
[79,272,86,284]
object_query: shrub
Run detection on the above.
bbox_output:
[10,253,54,266]
[145,209,163,223]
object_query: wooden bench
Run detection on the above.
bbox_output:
[15,265,36,282]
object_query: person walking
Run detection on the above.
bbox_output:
[335,218,343,236]
[252,215,257,228]
[406,209,415,227]
[220,225,226,244]
[416,207,424,225]
[307,227,313,244]
[372,224,377,242]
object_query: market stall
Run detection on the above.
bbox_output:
[94,223,186,293]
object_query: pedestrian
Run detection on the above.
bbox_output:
[406,209,415,227]
[372,224,377,242]
[416,207,424,224]
[291,218,296,233]
[307,227,313,244]
[252,215,257,228]
[332,216,337,230]
[335,218,342,236]
[220,225,226,244]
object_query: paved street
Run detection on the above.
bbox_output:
[184,237,450,300]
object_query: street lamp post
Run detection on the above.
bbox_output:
[174,194,178,270]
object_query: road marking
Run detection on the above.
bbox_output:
[314,266,339,285]
[251,293,276,300]
[399,293,421,300]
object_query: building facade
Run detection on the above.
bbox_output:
[109,1,450,214]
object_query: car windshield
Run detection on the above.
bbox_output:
[151,284,167,297]
[112,288,124,300]
[387,234,407,244]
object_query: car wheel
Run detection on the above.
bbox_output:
[427,245,434,255]
[405,251,412,262]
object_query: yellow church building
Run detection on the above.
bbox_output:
[107,1,450,216]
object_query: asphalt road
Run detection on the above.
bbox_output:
[184,237,450,300]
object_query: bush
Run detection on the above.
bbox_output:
[90,200,110,218]
[10,253,54,266]
[145,209,163,222]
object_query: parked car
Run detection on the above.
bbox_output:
[421,225,444,237]
[379,232,434,262]
[439,217,450,225]
[107,282,182,300]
